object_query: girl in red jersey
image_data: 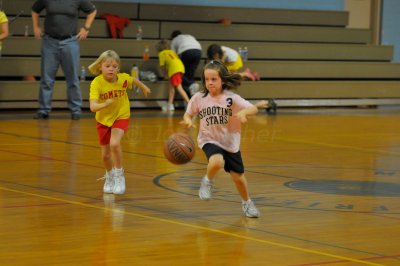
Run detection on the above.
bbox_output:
[89,50,151,194]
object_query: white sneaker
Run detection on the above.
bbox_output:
[242,200,260,218]
[199,176,213,200]
[113,170,126,194]
[189,83,200,96]
[161,103,175,111]
[101,171,114,194]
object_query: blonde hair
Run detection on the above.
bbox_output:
[155,39,169,52]
[88,50,121,75]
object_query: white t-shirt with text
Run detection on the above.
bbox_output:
[186,90,253,153]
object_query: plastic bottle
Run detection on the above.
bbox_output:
[24,25,29,37]
[131,64,140,93]
[242,47,248,61]
[131,64,139,80]
[80,66,86,82]
[143,44,150,61]
[238,47,243,59]
[136,25,142,40]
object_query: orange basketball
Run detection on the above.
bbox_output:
[163,133,195,165]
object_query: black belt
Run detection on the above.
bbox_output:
[48,35,72,40]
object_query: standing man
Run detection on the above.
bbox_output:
[32,0,97,120]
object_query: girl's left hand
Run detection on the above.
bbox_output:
[255,100,268,108]
[235,111,248,123]
[142,86,151,97]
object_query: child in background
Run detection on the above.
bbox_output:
[181,60,267,218]
[0,8,9,56]
[88,50,151,194]
[207,44,259,81]
[156,39,190,111]
[170,30,202,97]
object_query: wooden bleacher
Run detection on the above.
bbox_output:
[1,0,400,109]
[3,37,395,61]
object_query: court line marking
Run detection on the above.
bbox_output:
[0,123,397,264]
[0,174,395,258]
[0,145,398,255]
[1,129,400,164]
[0,186,384,266]
[290,253,400,266]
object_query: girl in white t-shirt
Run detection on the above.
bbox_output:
[181,60,267,218]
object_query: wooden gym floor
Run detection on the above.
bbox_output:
[0,107,399,266]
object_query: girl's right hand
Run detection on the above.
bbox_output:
[105,99,114,106]
[179,118,196,128]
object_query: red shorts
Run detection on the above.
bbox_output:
[169,72,183,87]
[96,119,130,145]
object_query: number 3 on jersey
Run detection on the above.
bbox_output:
[226,97,233,107]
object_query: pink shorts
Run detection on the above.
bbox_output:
[169,72,183,87]
[96,119,130,145]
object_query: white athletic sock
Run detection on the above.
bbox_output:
[242,198,252,204]
[114,168,124,175]
[106,169,113,176]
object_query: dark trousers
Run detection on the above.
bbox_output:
[180,49,202,91]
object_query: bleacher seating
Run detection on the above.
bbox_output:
[1,0,400,109]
